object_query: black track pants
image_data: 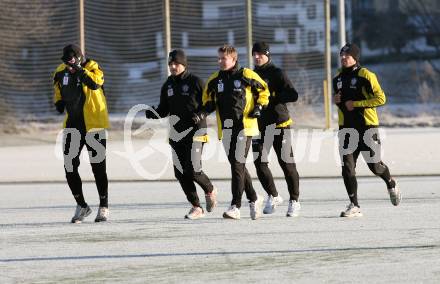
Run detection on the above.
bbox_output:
[63,129,108,208]
[253,127,299,201]
[171,140,213,208]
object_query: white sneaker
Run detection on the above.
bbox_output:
[263,195,284,214]
[71,205,92,223]
[388,180,401,206]
[223,205,240,220]
[95,207,109,222]
[249,195,264,220]
[205,187,218,212]
[286,200,301,217]
[340,203,362,217]
[185,206,205,220]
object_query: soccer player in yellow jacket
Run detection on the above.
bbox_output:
[53,44,109,223]
[193,45,269,220]
[333,43,401,217]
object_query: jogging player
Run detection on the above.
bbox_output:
[193,44,269,220]
[252,42,301,217]
[53,44,109,223]
[333,43,402,217]
[145,49,217,220]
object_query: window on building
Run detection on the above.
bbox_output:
[307,4,316,19]
[331,31,338,45]
[330,4,337,17]
[219,5,245,19]
[308,30,317,46]
[288,29,296,44]
[269,4,284,9]
[274,28,287,43]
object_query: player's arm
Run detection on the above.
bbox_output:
[243,69,269,118]
[202,72,219,112]
[78,60,104,90]
[53,68,65,114]
[192,73,218,124]
[353,69,386,108]
[146,83,169,119]
[277,69,298,103]
[245,69,269,106]
[194,76,205,110]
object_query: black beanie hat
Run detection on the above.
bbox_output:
[340,43,360,62]
[61,44,84,63]
[252,41,270,56]
[168,49,187,66]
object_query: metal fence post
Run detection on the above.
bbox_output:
[164,0,171,76]
[79,0,85,53]
[246,0,253,69]
[338,0,346,50]
[325,0,332,129]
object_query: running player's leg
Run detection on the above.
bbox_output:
[190,141,214,194]
[64,130,87,208]
[274,128,299,201]
[361,129,401,206]
[252,131,278,198]
[171,141,201,208]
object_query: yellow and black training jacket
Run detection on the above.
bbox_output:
[53,59,109,132]
[333,64,386,128]
[202,64,269,139]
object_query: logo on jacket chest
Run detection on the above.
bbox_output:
[63,73,69,85]
[181,84,190,96]
[350,78,357,89]
[337,77,357,90]
[167,85,174,96]
[218,80,224,93]
[62,72,80,87]
[336,78,342,90]
[233,80,242,91]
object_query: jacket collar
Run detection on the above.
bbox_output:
[254,60,273,72]
[341,63,360,74]
[219,63,240,77]
[170,69,189,81]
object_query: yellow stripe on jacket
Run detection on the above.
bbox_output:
[353,68,386,126]
[53,60,109,131]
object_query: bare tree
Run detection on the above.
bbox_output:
[400,0,440,73]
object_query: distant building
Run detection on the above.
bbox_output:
[162,0,352,73]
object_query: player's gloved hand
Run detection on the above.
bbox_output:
[249,104,263,118]
[54,100,65,114]
[145,106,158,119]
[65,56,83,72]
[192,111,208,124]
[71,57,83,72]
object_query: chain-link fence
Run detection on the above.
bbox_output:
[0,0,333,126]
[1,0,440,131]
